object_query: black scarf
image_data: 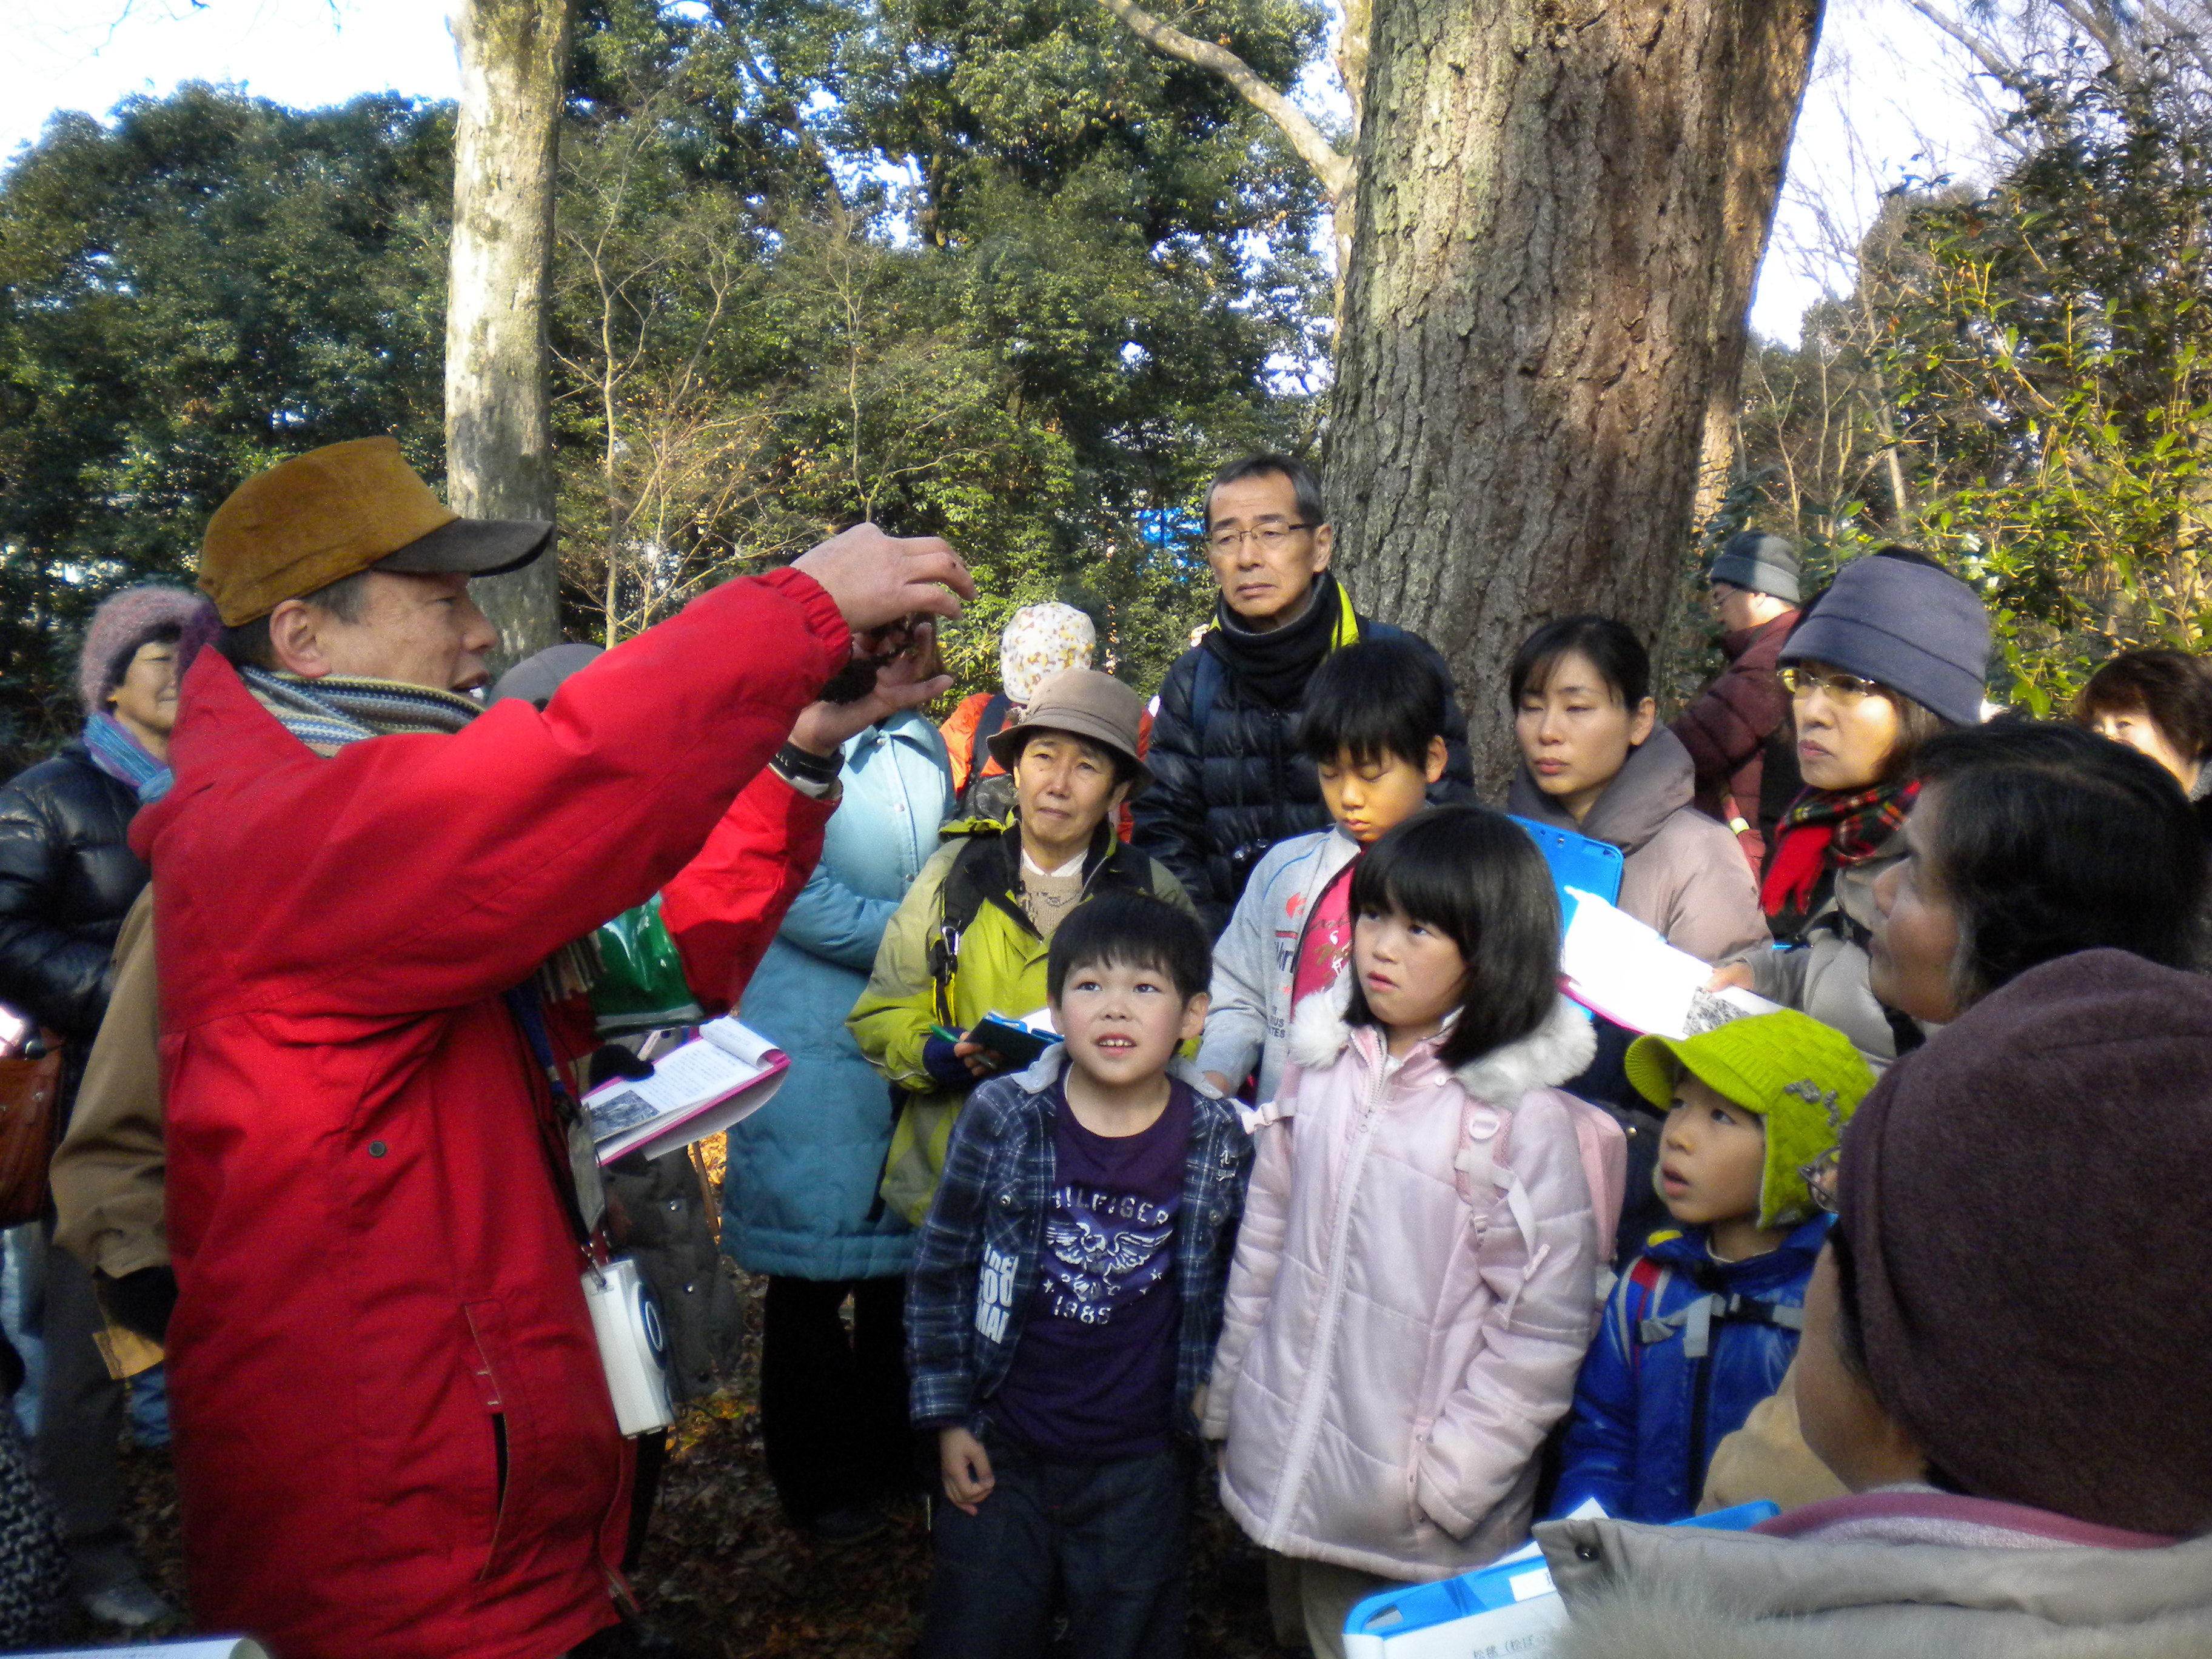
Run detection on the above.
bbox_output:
[1210,571,1346,708]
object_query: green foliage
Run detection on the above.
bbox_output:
[1729,43,2212,715]
[0,88,451,757]
[548,0,1327,695]
[0,0,1327,762]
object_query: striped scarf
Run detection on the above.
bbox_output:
[1760,778,1919,936]
[81,712,173,803]
[240,668,482,755]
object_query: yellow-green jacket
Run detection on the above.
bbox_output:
[848,814,1192,1223]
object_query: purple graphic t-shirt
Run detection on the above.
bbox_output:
[988,1078,1191,1461]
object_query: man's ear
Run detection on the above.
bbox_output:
[1423,736,1448,785]
[1310,522,1334,572]
[267,598,334,680]
[1108,780,1133,815]
[1179,990,1210,1043]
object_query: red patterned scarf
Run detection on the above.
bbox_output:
[1760,779,1919,930]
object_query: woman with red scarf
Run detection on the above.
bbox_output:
[1709,551,1990,1067]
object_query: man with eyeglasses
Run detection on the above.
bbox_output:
[1133,453,1470,933]
[1671,531,1804,869]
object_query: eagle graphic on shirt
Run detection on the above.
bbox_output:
[1040,1187,1174,1324]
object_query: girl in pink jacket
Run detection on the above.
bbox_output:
[1202,806,1605,1657]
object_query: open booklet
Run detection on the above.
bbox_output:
[583,1016,789,1166]
[1559,889,1780,1039]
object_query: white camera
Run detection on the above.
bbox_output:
[580,1256,675,1436]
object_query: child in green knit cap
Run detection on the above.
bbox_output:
[1550,1010,1873,1521]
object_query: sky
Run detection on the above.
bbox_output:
[0,0,1997,344]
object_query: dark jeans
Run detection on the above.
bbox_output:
[30,1232,131,1593]
[920,1430,1191,1659]
[758,1275,911,1523]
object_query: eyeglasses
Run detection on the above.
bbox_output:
[1210,523,1313,554]
[1781,666,1885,702]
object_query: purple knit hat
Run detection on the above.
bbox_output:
[78,585,207,714]
[1837,947,2212,1535]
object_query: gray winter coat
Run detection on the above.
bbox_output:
[1741,833,1932,1070]
[1507,729,1769,966]
[1537,1497,2212,1658]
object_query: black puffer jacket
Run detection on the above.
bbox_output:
[1134,598,1473,932]
[0,746,148,1042]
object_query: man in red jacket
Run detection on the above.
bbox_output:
[1671,532,1803,869]
[133,437,969,1659]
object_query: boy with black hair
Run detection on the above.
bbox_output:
[906,890,1251,1659]
[1198,635,1451,1102]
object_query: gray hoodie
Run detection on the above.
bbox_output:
[1508,728,1769,966]
[1537,1490,2212,1659]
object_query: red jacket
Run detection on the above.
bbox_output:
[135,568,845,1659]
[1670,610,1800,866]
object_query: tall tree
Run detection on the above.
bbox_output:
[1098,0,1822,782]
[447,0,575,662]
[1332,0,1821,783]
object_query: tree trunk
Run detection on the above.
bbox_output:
[1328,0,1822,791]
[446,0,574,665]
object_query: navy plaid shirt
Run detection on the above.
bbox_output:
[905,1049,1253,1441]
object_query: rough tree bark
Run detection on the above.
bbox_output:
[446,0,574,665]
[1329,0,1823,790]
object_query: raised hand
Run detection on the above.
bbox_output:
[793,522,974,631]
[788,622,956,756]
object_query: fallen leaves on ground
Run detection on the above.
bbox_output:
[116,1264,1301,1657]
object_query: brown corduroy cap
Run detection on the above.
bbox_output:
[986,668,1153,796]
[198,437,552,625]
[1836,947,2212,1535]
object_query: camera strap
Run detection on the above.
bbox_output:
[504,987,608,1256]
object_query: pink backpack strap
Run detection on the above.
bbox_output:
[1454,1091,1626,1257]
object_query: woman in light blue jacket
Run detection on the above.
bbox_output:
[732,709,953,1541]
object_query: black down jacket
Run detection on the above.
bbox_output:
[1134,615,1473,933]
[0,746,148,1043]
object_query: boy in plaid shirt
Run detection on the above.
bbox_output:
[906,891,1251,1659]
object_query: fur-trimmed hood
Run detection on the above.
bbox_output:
[1543,1577,2212,1659]
[1539,1506,2212,1659]
[1285,977,1595,1104]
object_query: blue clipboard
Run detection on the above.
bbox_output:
[1343,1500,1780,1655]
[1510,815,1624,913]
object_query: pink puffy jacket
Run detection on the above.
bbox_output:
[1202,987,1604,1581]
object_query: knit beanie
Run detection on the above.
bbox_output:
[1836,948,2212,1535]
[1709,531,1801,605]
[1778,554,1989,728]
[999,603,1096,705]
[1624,1010,1872,1228]
[77,585,206,715]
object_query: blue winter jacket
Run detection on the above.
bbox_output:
[905,1048,1252,1439]
[1552,1215,1829,1523]
[727,712,953,1279]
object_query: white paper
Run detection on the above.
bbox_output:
[585,1016,788,1163]
[1560,891,1779,1039]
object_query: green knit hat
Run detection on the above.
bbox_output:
[1624,1010,1875,1229]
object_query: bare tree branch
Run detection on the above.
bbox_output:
[1092,0,1353,201]
[1898,0,2028,84]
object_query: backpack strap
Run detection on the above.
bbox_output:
[1612,1256,1672,1373]
[925,831,1010,1027]
[1189,646,1225,741]
[1638,1288,1805,1359]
